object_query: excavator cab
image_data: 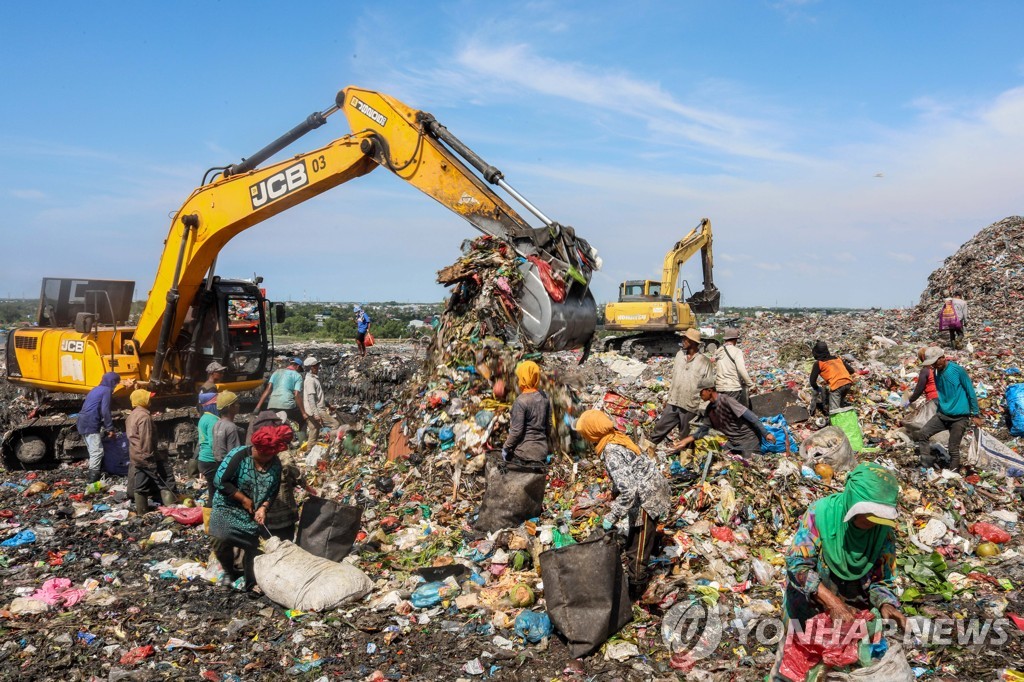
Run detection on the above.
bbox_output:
[175,278,272,387]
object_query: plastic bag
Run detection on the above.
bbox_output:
[760,414,796,454]
[799,426,856,473]
[969,522,1012,544]
[828,642,914,681]
[903,400,938,437]
[410,580,459,608]
[964,427,1024,477]
[779,611,870,680]
[102,433,130,476]
[1007,384,1024,438]
[514,610,553,643]
[159,506,204,526]
[830,407,865,452]
[364,332,375,347]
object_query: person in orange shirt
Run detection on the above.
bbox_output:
[809,341,854,416]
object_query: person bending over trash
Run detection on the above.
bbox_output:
[575,409,671,598]
[903,347,939,407]
[771,463,907,681]
[648,328,712,450]
[501,360,551,465]
[674,376,775,455]
[77,371,121,484]
[126,389,177,514]
[809,341,854,416]
[210,423,289,591]
[911,346,982,471]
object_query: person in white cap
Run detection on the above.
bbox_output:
[302,356,339,439]
[648,328,713,450]
[714,327,753,408]
[912,346,982,470]
[201,361,227,393]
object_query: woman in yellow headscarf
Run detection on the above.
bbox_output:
[576,409,671,598]
[501,360,551,464]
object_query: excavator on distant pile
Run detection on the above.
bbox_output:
[601,218,719,358]
[3,86,599,468]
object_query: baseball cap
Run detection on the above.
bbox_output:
[921,346,944,366]
[697,375,717,391]
[303,356,319,367]
[844,501,898,527]
[289,357,304,367]
[216,391,238,410]
[206,361,227,373]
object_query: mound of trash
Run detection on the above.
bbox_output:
[914,215,1024,332]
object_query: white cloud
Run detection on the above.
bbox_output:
[886,252,915,263]
[10,189,45,200]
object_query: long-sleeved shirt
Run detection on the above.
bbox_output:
[692,394,768,453]
[125,406,155,467]
[303,373,329,420]
[667,351,713,411]
[76,373,120,435]
[784,501,899,625]
[602,442,671,526]
[212,417,243,462]
[935,361,979,417]
[503,390,551,463]
[356,311,371,333]
[907,366,938,404]
[714,344,753,392]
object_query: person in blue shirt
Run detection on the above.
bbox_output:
[254,357,307,427]
[76,372,121,483]
[912,346,982,471]
[354,304,372,357]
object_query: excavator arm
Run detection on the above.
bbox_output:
[135,87,599,383]
[660,217,719,314]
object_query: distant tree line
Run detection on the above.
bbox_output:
[275,302,443,341]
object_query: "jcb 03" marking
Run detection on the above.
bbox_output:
[249,161,309,209]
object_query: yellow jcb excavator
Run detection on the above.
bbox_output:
[3,86,599,467]
[601,218,719,358]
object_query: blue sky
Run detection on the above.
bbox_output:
[2,1,1023,308]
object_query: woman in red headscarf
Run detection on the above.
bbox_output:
[209,421,291,590]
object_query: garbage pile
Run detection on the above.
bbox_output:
[913,215,1024,334]
[4,224,1024,679]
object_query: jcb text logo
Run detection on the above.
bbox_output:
[60,340,85,353]
[250,161,309,209]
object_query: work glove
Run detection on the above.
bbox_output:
[602,516,614,531]
[501,448,510,462]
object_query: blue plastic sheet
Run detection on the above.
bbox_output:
[760,415,796,453]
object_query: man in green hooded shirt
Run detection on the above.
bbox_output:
[771,463,908,681]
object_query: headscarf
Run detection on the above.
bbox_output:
[198,391,219,415]
[515,360,541,393]
[812,341,831,360]
[815,462,900,581]
[574,409,642,456]
[251,424,294,455]
[130,389,151,408]
[216,391,238,411]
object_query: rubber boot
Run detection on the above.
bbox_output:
[87,469,102,484]
[134,493,149,516]
[160,489,177,507]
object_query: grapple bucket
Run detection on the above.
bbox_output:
[517,260,597,351]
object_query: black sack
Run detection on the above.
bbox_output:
[540,530,633,658]
[474,453,546,533]
[295,497,363,562]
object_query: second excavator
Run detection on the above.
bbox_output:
[602,218,720,358]
[3,86,600,468]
